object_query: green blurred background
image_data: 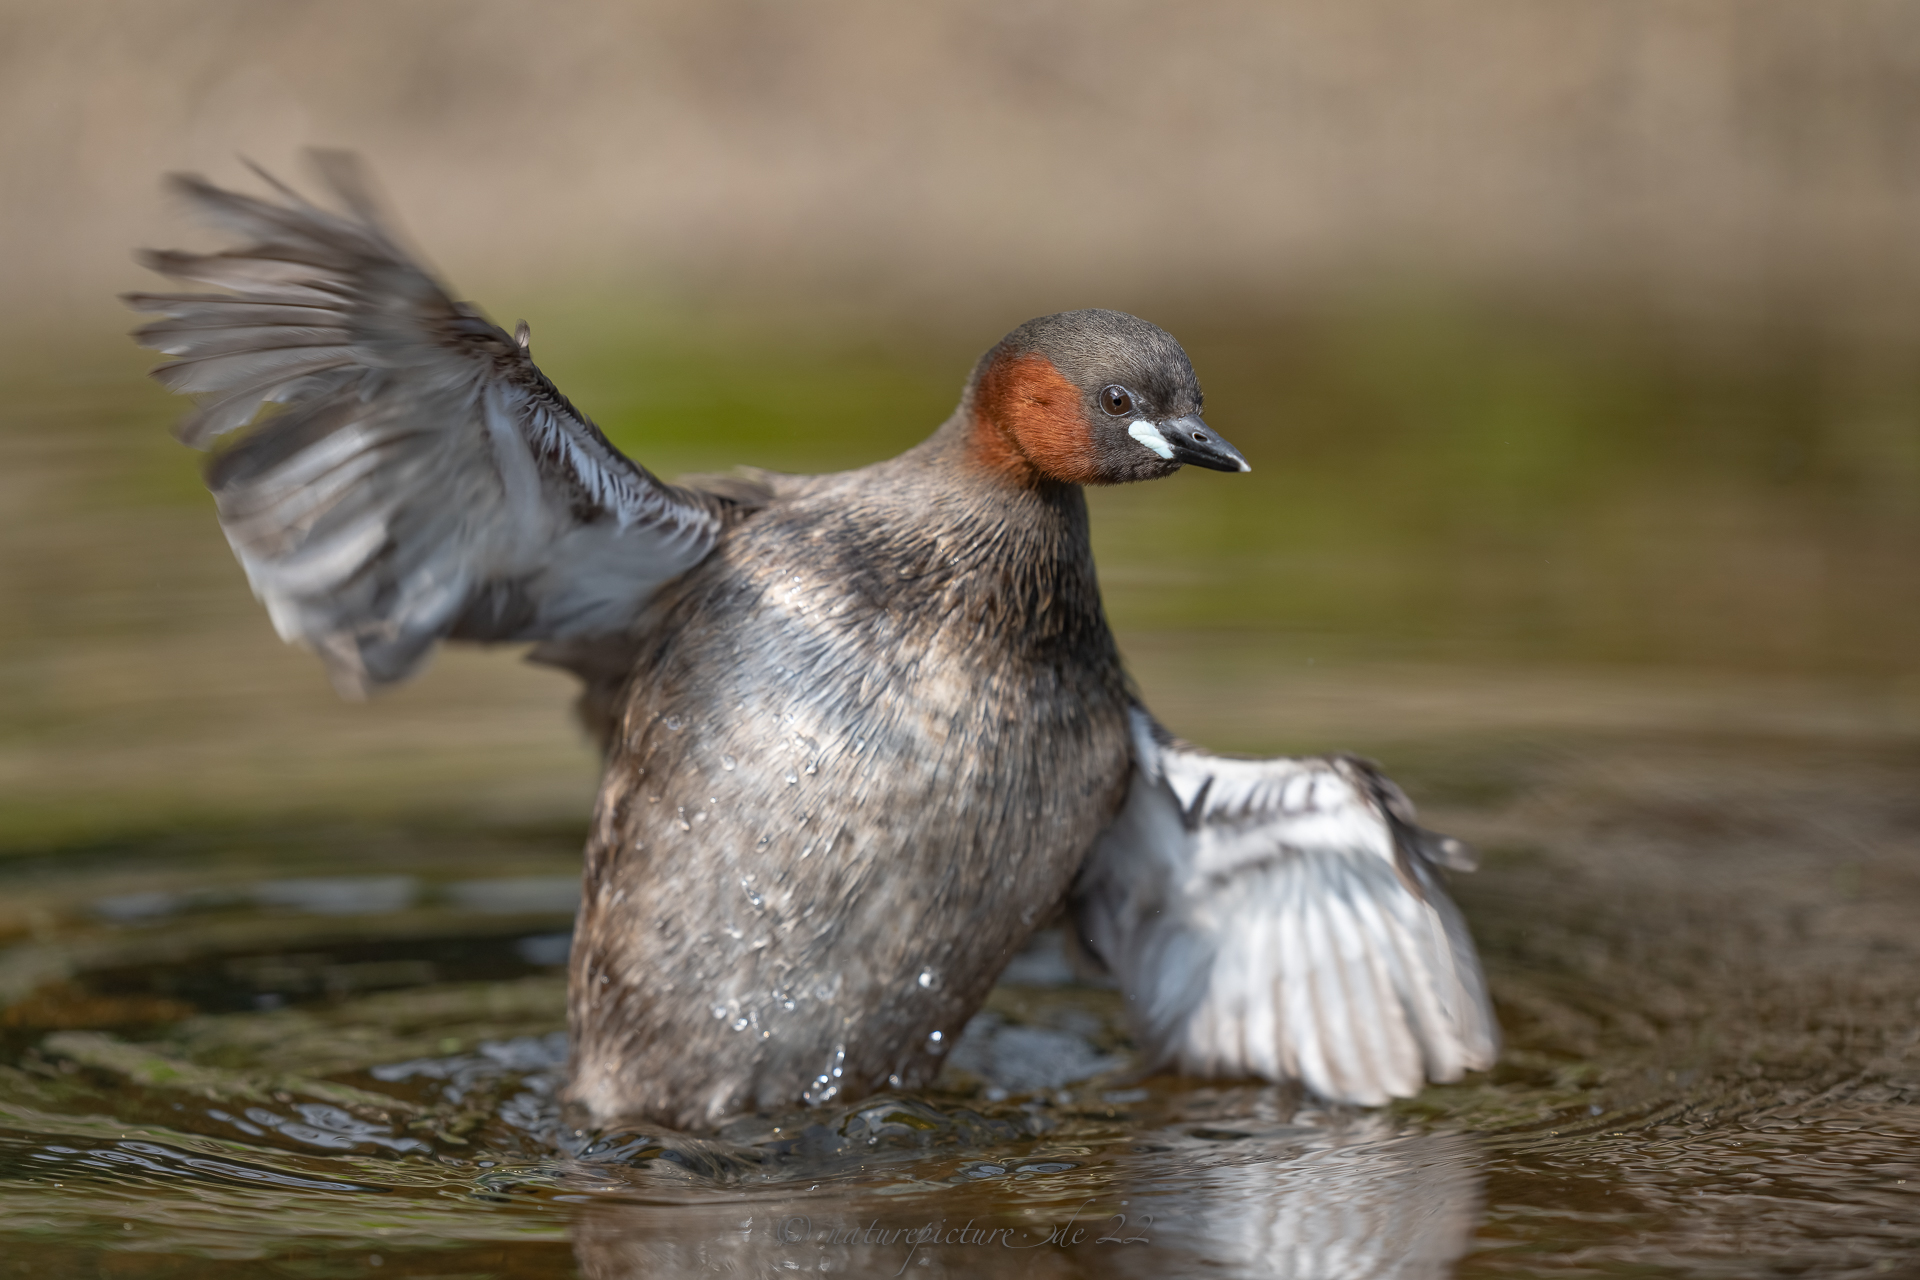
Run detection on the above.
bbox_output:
[3,0,1918,852]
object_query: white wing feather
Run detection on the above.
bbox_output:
[129,155,723,695]
[1075,707,1498,1105]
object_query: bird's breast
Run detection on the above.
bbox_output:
[568,483,1134,1123]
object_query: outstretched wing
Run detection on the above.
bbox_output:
[128,154,723,695]
[1074,707,1498,1105]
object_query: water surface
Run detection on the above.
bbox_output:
[3,312,1917,1276]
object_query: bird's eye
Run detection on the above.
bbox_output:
[1099,385,1135,416]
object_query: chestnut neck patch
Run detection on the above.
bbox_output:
[969,351,1102,486]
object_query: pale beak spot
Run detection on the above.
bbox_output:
[1128,419,1175,459]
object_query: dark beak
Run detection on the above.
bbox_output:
[1159,416,1251,473]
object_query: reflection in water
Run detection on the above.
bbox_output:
[1129,1130,1480,1280]
[571,1124,1481,1280]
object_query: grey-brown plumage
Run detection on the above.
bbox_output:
[569,449,1133,1125]
[133,157,1497,1133]
[126,155,722,697]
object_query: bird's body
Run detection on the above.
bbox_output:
[570,445,1135,1126]
[133,157,1499,1131]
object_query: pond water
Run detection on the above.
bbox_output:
[3,716,1919,1279]
[3,310,1918,1276]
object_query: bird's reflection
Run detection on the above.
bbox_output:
[1113,1123,1482,1280]
[569,1114,1481,1279]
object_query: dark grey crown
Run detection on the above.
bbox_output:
[978,309,1203,421]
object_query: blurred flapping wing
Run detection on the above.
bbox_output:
[128,155,722,695]
[1075,707,1498,1105]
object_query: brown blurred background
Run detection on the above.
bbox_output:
[3,0,1919,848]
[13,0,1920,333]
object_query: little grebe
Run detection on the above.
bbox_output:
[131,156,1497,1130]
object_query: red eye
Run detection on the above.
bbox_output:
[1100,385,1134,416]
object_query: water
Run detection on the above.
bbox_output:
[3,708,1916,1277]
[3,310,1919,1275]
